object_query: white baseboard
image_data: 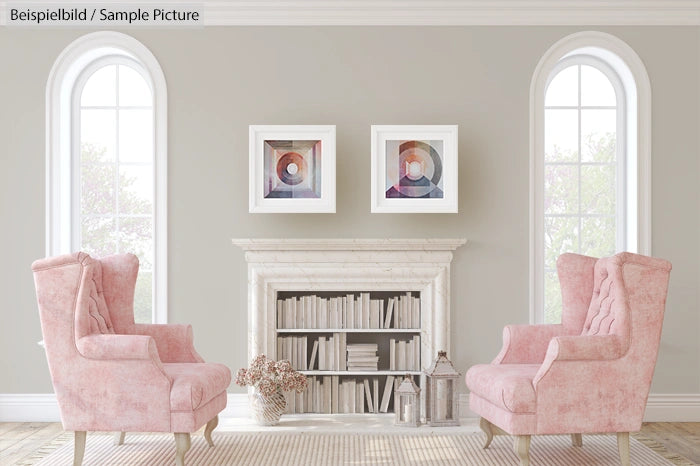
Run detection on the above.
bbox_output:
[2,392,699,423]
[643,394,700,422]
[0,394,62,422]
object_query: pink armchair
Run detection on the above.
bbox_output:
[32,252,231,466]
[465,252,671,466]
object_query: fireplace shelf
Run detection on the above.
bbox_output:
[278,329,421,333]
[300,370,421,376]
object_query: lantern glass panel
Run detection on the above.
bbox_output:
[436,379,454,421]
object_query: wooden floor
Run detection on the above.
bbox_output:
[0,422,698,465]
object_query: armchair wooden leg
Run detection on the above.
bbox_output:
[513,435,531,466]
[73,431,86,466]
[174,432,191,466]
[479,417,495,449]
[617,432,630,466]
[204,415,219,448]
[114,432,126,446]
[571,433,583,447]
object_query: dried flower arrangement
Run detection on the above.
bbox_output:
[235,354,307,397]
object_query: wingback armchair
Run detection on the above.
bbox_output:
[465,252,671,466]
[32,252,231,466]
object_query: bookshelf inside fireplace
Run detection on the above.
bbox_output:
[275,290,423,415]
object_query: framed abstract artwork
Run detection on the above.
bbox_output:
[249,125,336,213]
[371,125,458,213]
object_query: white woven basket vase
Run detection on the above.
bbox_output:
[251,390,287,426]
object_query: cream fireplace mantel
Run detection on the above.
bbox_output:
[232,239,467,367]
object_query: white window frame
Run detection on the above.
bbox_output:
[46,31,168,324]
[530,31,652,324]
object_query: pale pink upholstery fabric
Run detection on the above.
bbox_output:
[32,252,231,433]
[466,252,671,436]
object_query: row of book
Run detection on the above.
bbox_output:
[389,336,421,371]
[278,334,421,372]
[277,293,420,329]
[284,375,399,414]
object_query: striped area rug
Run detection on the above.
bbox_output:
[34,431,674,465]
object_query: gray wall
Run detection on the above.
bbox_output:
[1,26,697,395]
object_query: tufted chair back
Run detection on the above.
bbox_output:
[75,253,115,338]
[581,254,631,343]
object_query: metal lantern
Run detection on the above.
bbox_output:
[394,374,421,427]
[424,350,460,426]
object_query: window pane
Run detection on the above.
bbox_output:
[80,148,115,215]
[134,271,152,324]
[545,65,578,107]
[581,109,616,162]
[581,216,616,258]
[119,165,153,215]
[118,217,153,270]
[544,216,579,269]
[544,270,562,324]
[119,109,153,164]
[81,65,116,107]
[81,217,117,258]
[581,165,616,215]
[545,165,579,214]
[81,109,116,161]
[545,109,578,162]
[118,65,152,107]
[581,65,616,107]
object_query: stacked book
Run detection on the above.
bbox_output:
[346,343,379,371]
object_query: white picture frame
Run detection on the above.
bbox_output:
[249,125,336,213]
[371,125,458,213]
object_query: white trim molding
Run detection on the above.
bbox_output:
[46,31,168,324]
[3,1,700,25]
[529,31,652,323]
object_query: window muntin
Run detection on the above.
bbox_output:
[75,58,155,323]
[542,56,625,323]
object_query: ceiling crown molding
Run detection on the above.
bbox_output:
[2,1,700,26]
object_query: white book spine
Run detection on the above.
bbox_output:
[319,336,326,370]
[331,376,339,414]
[373,378,379,414]
[389,338,396,371]
[277,300,283,329]
[413,335,420,370]
[364,379,373,413]
[384,298,395,329]
[380,375,395,413]
[398,340,406,370]
[309,340,319,370]
[347,294,355,328]
[412,296,420,329]
[362,293,370,329]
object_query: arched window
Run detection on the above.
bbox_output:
[531,31,651,324]
[47,32,167,323]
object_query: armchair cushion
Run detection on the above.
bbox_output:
[164,363,232,412]
[465,364,539,414]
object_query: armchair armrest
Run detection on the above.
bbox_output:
[493,324,566,364]
[533,334,625,387]
[133,323,204,363]
[544,334,625,362]
[77,334,161,361]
